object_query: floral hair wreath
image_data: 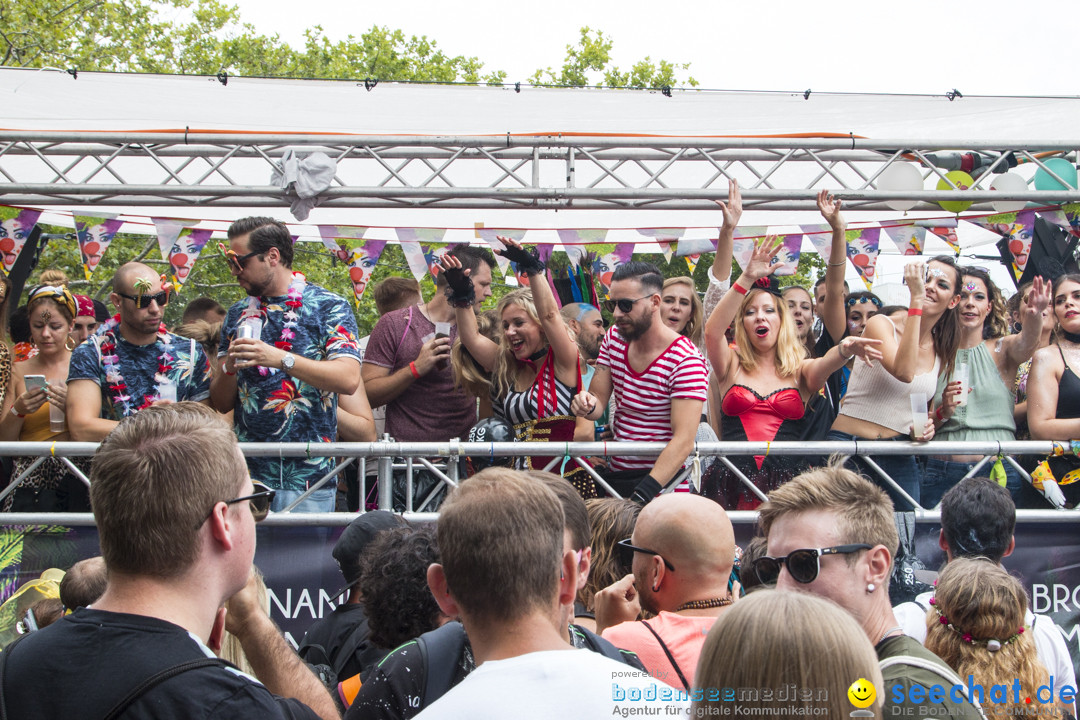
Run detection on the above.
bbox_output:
[929,596,1025,652]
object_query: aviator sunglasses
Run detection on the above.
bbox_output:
[752,544,871,585]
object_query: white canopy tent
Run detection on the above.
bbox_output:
[3,67,1078,290]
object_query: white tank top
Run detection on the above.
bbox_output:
[838,333,942,436]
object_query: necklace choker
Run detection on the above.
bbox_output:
[1061,330,1080,345]
[675,596,733,612]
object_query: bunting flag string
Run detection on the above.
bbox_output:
[317,224,367,262]
[152,218,210,292]
[74,213,123,281]
[0,207,43,273]
[800,223,835,264]
[882,223,927,257]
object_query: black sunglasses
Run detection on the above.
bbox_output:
[603,295,652,314]
[116,290,170,309]
[218,242,262,273]
[617,538,675,571]
[752,544,871,585]
[201,483,276,527]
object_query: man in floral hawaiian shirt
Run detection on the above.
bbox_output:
[68,263,212,441]
[210,217,362,513]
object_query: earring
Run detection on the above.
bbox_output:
[867,583,876,593]
[65,336,77,351]
[652,585,659,592]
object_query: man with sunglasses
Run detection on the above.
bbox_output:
[571,262,708,504]
[594,494,736,691]
[0,403,337,720]
[211,217,362,513]
[68,262,212,441]
[757,465,981,720]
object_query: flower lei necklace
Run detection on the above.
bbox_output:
[99,314,175,416]
[238,272,306,376]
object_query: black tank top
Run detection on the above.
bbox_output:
[1056,345,1080,419]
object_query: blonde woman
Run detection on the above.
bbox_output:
[702,237,881,509]
[660,276,704,350]
[694,590,883,718]
[926,558,1072,719]
[442,237,595,497]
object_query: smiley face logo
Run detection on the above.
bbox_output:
[847,678,877,709]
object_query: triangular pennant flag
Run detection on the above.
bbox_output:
[317,224,367,261]
[163,228,212,291]
[556,229,609,252]
[348,240,387,305]
[968,210,1037,280]
[685,254,700,274]
[675,237,716,257]
[564,245,589,270]
[636,228,684,241]
[728,226,769,270]
[421,243,451,277]
[800,223,835,264]
[845,227,882,290]
[882,224,926,257]
[593,243,635,294]
[1038,204,1080,240]
[153,218,199,266]
[658,240,674,264]
[927,226,961,254]
[398,241,429,283]
[771,234,803,276]
[0,207,43,273]
[74,213,123,281]
[475,225,525,275]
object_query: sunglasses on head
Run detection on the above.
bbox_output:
[846,297,882,308]
[218,242,262,273]
[116,290,170,309]
[752,544,871,585]
[616,538,676,571]
[602,295,651,314]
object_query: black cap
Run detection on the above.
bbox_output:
[91,299,110,323]
[332,511,407,590]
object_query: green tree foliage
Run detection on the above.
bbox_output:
[530,27,697,89]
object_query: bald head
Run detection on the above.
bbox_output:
[634,494,735,583]
[113,262,159,294]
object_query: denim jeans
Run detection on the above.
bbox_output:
[921,457,1023,509]
[270,486,336,513]
[826,430,922,511]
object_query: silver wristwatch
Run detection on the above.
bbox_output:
[281,353,296,374]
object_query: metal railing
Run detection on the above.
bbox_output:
[0,439,1074,518]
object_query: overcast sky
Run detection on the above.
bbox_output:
[222,0,1076,96]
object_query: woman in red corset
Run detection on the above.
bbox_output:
[702,238,881,509]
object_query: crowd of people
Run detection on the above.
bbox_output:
[0,195,1074,511]
[2,403,1074,719]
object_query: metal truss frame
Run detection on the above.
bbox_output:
[0,131,1078,211]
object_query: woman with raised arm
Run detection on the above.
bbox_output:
[441,237,597,497]
[828,256,964,510]
[1025,273,1080,509]
[924,269,1049,507]
[702,237,881,510]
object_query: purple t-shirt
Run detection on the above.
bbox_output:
[363,304,476,442]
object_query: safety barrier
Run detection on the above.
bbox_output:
[0,438,1075,515]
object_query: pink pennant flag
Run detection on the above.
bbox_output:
[967,210,1037,280]
[845,228,882,290]
[1039,204,1080,239]
[165,228,212,292]
[772,234,803,276]
[882,224,926,256]
[317,225,367,262]
[0,207,43,273]
[74,213,123,281]
[348,240,387,305]
[398,241,429,283]
[593,243,635,293]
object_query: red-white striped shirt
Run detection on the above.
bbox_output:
[596,328,709,472]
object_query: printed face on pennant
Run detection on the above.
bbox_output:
[349,251,379,298]
[0,218,27,269]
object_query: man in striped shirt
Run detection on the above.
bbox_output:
[571,262,709,504]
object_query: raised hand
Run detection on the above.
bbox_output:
[839,336,883,365]
[816,189,846,232]
[742,235,786,282]
[716,179,743,230]
[1025,275,1051,320]
[903,262,926,302]
[495,235,544,275]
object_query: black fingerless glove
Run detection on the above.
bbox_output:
[499,244,546,276]
[443,266,476,308]
[630,474,663,506]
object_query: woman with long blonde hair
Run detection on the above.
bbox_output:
[660,276,704,350]
[926,558,1071,719]
[702,237,881,509]
[442,237,596,497]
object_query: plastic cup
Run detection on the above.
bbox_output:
[49,383,66,433]
[910,392,928,439]
[239,318,262,340]
[955,363,969,407]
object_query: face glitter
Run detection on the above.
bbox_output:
[963,281,979,294]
